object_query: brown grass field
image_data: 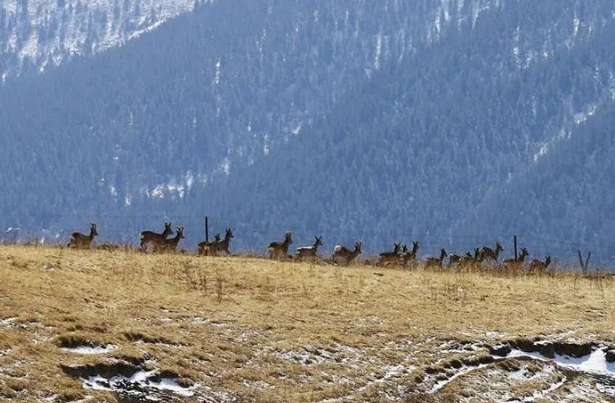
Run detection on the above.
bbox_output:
[0,245,614,402]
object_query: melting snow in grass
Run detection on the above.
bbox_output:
[509,348,615,377]
[62,344,116,355]
[530,377,567,401]
[191,316,210,325]
[597,382,615,396]
[0,317,16,327]
[83,370,197,397]
[430,364,490,393]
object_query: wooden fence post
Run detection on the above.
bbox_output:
[205,216,209,243]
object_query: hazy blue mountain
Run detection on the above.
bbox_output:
[1,0,614,266]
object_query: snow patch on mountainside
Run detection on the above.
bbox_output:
[0,0,202,80]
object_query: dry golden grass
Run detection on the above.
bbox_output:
[0,245,613,402]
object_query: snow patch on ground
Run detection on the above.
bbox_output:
[82,370,198,397]
[509,348,615,377]
[0,317,17,327]
[62,345,116,355]
[430,363,490,393]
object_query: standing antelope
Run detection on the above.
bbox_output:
[157,226,184,252]
[481,242,503,262]
[503,248,528,271]
[529,256,551,273]
[198,233,221,256]
[425,249,448,269]
[460,248,484,270]
[214,228,234,255]
[332,241,362,265]
[268,232,293,259]
[448,252,463,266]
[68,224,98,249]
[379,243,403,266]
[457,252,474,268]
[474,248,484,263]
[402,241,420,266]
[140,222,173,250]
[296,236,324,261]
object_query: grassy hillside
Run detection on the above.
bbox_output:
[0,246,614,401]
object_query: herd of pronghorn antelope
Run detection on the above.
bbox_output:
[66,223,554,272]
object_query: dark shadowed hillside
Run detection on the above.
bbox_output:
[206,0,615,262]
[462,101,615,261]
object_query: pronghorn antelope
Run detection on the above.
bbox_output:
[379,243,402,266]
[529,256,551,273]
[215,228,234,255]
[425,249,448,269]
[198,228,233,256]
[140,222,173,250]
[198,234,219,256]
[459,248,483,270]
[157,226,184,252]
[68,224,98,249]
[448,252,463,266]
[199,233,221,254]
[296,236,323,261]
[503,248,528,271]
[401,241,420,266]
[456,252,473,266]
[481,242,503,262]
[332,241,362,265]
[474,248,484,263]
[268,232,293,259]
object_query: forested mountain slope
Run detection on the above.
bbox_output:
[463,101,615,261]
[1,0,614,264]
[0,0,463,237]
[208,0,615,261]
